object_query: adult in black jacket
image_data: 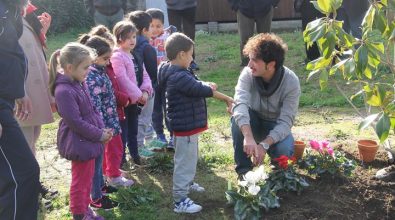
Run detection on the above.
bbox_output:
[228,0,279,66]
[84,0,127,30]
[294,0,322,61]
[0,0,40,219]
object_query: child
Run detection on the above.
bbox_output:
[157,33,233,213]
[80,35,133,210]
[127,11,158,154]
[48,42,112,220]
[110,21,153,165]
[146,8,176,149]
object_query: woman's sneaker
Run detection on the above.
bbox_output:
[83,207,104,220]
[189,182,205,193]
[174,197,202,213]
[107,176,134,187]
[101,184,118,196]
[90,195,118,211]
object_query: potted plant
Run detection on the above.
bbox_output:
[225,166,280,220]
[357,139,379,162]
[294,140,306,160]
[303,0,395,163]
[268,155,309,195]
[303,140,357,177]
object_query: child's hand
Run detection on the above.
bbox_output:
[38,12,51,35]
[225,97,235,115]
[50,102,57,113]
[204,82,217,91]
[102,128,113,144]
[138,92,149,105]
[15,95,32,121]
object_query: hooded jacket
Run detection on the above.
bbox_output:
[55,73,104,161]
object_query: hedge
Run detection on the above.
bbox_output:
[32,0,93,33]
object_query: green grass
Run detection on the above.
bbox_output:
[38,30,380,219]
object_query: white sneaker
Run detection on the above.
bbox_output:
[174,197,202,213]
[107,176,134,187]
[189,182,205,193]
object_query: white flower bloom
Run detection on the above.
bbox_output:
[247,184,260,196]
[238,180,248,187]
[244,171,260,184]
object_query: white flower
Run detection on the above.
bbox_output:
[244,165,267,184]
[238,180,248,187]
[247,184,261,196]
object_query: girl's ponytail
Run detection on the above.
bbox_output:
[48,49,60,96]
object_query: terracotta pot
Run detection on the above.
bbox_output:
[357,139,379,162]
[293,140,306,160]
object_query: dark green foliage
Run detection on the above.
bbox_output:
[33,0,93,33]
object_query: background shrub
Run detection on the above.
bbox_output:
[33,0,93,34]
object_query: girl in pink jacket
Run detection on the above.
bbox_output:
[110,21,152,165]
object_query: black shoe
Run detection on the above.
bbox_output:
[90,195,118,210]
[40,184,59,200]
[101,184,118,195]
[133,156,142,165]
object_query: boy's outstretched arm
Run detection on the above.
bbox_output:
[212,91,234,115]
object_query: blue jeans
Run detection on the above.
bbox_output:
[231,109,294,175]
[91,153,104,200]
[121,104,139,163]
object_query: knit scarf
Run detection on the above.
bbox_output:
[253,66,284,97]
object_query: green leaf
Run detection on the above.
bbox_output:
[372,9,387,34]
[319,69,329,90]
[355,46,368,77]
[367,95,381,106]
[358,113,379,130]
[307,69,321,81]
[306,57,332,71]
[312,1,331,14]
[376,114,390,142]
[321,31,336,59]
[362,6,375,30]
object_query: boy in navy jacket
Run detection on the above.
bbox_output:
[157,33,233,213]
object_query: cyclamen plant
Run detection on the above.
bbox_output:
[268,155,309,195]
[226,166,280,220]
[304,140,356,177]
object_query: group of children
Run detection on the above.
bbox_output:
[49,8,233,219]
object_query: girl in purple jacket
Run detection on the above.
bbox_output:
[48,42,112,220]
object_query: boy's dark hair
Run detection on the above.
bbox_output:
[165,33,194,60]
[126,10,152,33]
[78,35,112,57]
[112,21,137,44]
[146,8,164,24]
[243,33,288,70]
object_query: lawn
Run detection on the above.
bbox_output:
[37,30,394,220]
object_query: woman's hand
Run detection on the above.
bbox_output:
[38,12,51,35]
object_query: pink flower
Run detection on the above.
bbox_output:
[321,140,330,149]
[327,147,334,157]
[309,140,320,151]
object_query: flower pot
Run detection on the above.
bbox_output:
[357,139,379,162]
[293,140,306,160]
